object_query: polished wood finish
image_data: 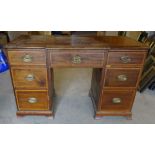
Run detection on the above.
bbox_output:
[15,90,49,111]
[5,35,148,49]
[11,68,48,89]
[107,51,146,67]
[7,50,46,66]
[104,68,141,88]
[16,110,52,116]
[50,49,105,67]
[100,89,136,111]
[5,35,148,118]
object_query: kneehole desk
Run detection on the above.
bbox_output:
[5,35,148,119]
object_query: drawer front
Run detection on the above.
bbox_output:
[50,50,105,67]
[8,50,46,66]
[15,90,49,111]
[107,52,146,66]
[104,68,141,88]
[11,68,48,89]
[100,90,135,111]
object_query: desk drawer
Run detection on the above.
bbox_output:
[104,68,141,88]
[11,68,48,89]
[15,90,49,111]
[107,52,146,67]
[8,50,46,66]
[50,50,105,67]
[100,90,135,111]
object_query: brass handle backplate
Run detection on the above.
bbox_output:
[117,74,128,81]
[28,97,37,104]
[112,98,122,104]
[120,56,131,63]
[22,54,33,63]
[72,55,81,64]
[25,74,35,81]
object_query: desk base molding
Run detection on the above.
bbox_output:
[95,111,132,120]
[16,110,53,116]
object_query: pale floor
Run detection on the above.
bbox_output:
[0,68,155,124]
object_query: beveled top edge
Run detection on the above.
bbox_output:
[4,35,149,50]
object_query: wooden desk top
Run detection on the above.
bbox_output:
[5,35,149,50]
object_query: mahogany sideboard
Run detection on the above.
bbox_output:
[5,35,149,119]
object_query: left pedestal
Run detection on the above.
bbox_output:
[7,49,53,116]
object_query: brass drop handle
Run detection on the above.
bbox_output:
[112,98,122,104]
[28,97,37,104]
[72,55,81,64]
[117,74,128,81]
[120,56,131,63]
[22,54,33,63]
[25,74,35,81]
